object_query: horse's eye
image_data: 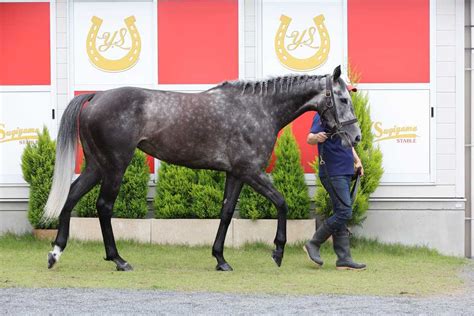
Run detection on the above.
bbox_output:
[340,98,348,104]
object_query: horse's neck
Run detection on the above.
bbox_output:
[265,79,325,130]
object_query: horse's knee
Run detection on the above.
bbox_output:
[96,197,105,211]
[274,196,288,213]
[96,198,113,218]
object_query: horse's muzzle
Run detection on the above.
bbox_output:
[352,135,361,147]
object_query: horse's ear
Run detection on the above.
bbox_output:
[333,65,342,81]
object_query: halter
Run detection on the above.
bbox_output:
[318,75,358,138]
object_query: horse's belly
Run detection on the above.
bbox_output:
[137,138,231,171]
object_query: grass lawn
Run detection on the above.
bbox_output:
[0,234,467,296]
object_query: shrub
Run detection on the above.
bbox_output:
[154,163,226,219]
[272,126,311,219]
[75,150,150,219]
[154,162,196,218]
[190,170,225,219]
[21,127,58,229]
[75,162,100,217]
[239,184,273,219]
[313,89,384,226]
[114,150,150,218]
[239,126,310,219]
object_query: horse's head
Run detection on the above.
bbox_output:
[310,66,361,148]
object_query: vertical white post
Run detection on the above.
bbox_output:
[470,0,474,258]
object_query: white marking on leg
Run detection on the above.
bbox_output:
[50,245,63,262]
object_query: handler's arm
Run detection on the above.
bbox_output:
[308,113,327,145]
[352,147,364,176]
[307,132,327,145]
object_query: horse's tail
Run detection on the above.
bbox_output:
[43,93,95,221]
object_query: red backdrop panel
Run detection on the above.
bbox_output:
[158,0,239,84]
[265,112,318,174]
[292,112,318,173]
[348,0,430,83]
[0,2,50,85]
[73,91,155,174]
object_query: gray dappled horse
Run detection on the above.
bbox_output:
[43,66,361,272]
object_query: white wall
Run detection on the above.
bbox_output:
[352,200,465,257]
[0,0,68,233]
[0,0,467,257]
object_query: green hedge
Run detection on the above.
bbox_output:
[190,170,225,219]
[74,171,100,218]
[313,89,384,226]
[114,150,150,218]
[75,150,150,218]
[21,127,57,229]
[239,126,310,220]
[154,163,225,219]
[153,163,196,218]
[238,184,274,219]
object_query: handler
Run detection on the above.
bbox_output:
[304,111,366,270]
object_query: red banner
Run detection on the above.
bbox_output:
[0,2,50,85]
[348,0,430,83]
[158,0,239,84]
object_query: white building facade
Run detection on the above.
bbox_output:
[0,0,470,257]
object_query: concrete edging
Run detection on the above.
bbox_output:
[69,217,316,247]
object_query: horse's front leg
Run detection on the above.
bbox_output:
[243,172,288,267]
[212,173,243,271]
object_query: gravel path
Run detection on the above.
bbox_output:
[0,287,473,315]
[1,263,473,315]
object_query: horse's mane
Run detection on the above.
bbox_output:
[211,74,325,96]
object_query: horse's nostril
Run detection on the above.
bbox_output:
[355,135,361,142]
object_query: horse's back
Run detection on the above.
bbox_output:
[78,87,234,170]
[138,88,238,170]
[78,86,275,172]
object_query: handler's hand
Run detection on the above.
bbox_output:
[354,159,364,176]
[307,132,328,145]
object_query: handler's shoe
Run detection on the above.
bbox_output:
[332,228,366,271]
[303,221,332,266]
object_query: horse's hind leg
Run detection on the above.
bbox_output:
[96,167,132,271]
[48,164,100,269]
[212,173,243,271]
[243,172,288,267]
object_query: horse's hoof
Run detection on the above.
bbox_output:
[47,252,57,269]
[116,262,133,271]
[272,250,283,267]
[215,262,233,271]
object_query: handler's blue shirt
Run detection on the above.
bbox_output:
[310,113,354,177]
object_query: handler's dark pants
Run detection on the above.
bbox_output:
[320,175,352,232]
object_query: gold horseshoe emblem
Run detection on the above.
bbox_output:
[275,14,330,71]
[86,16,141,72]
